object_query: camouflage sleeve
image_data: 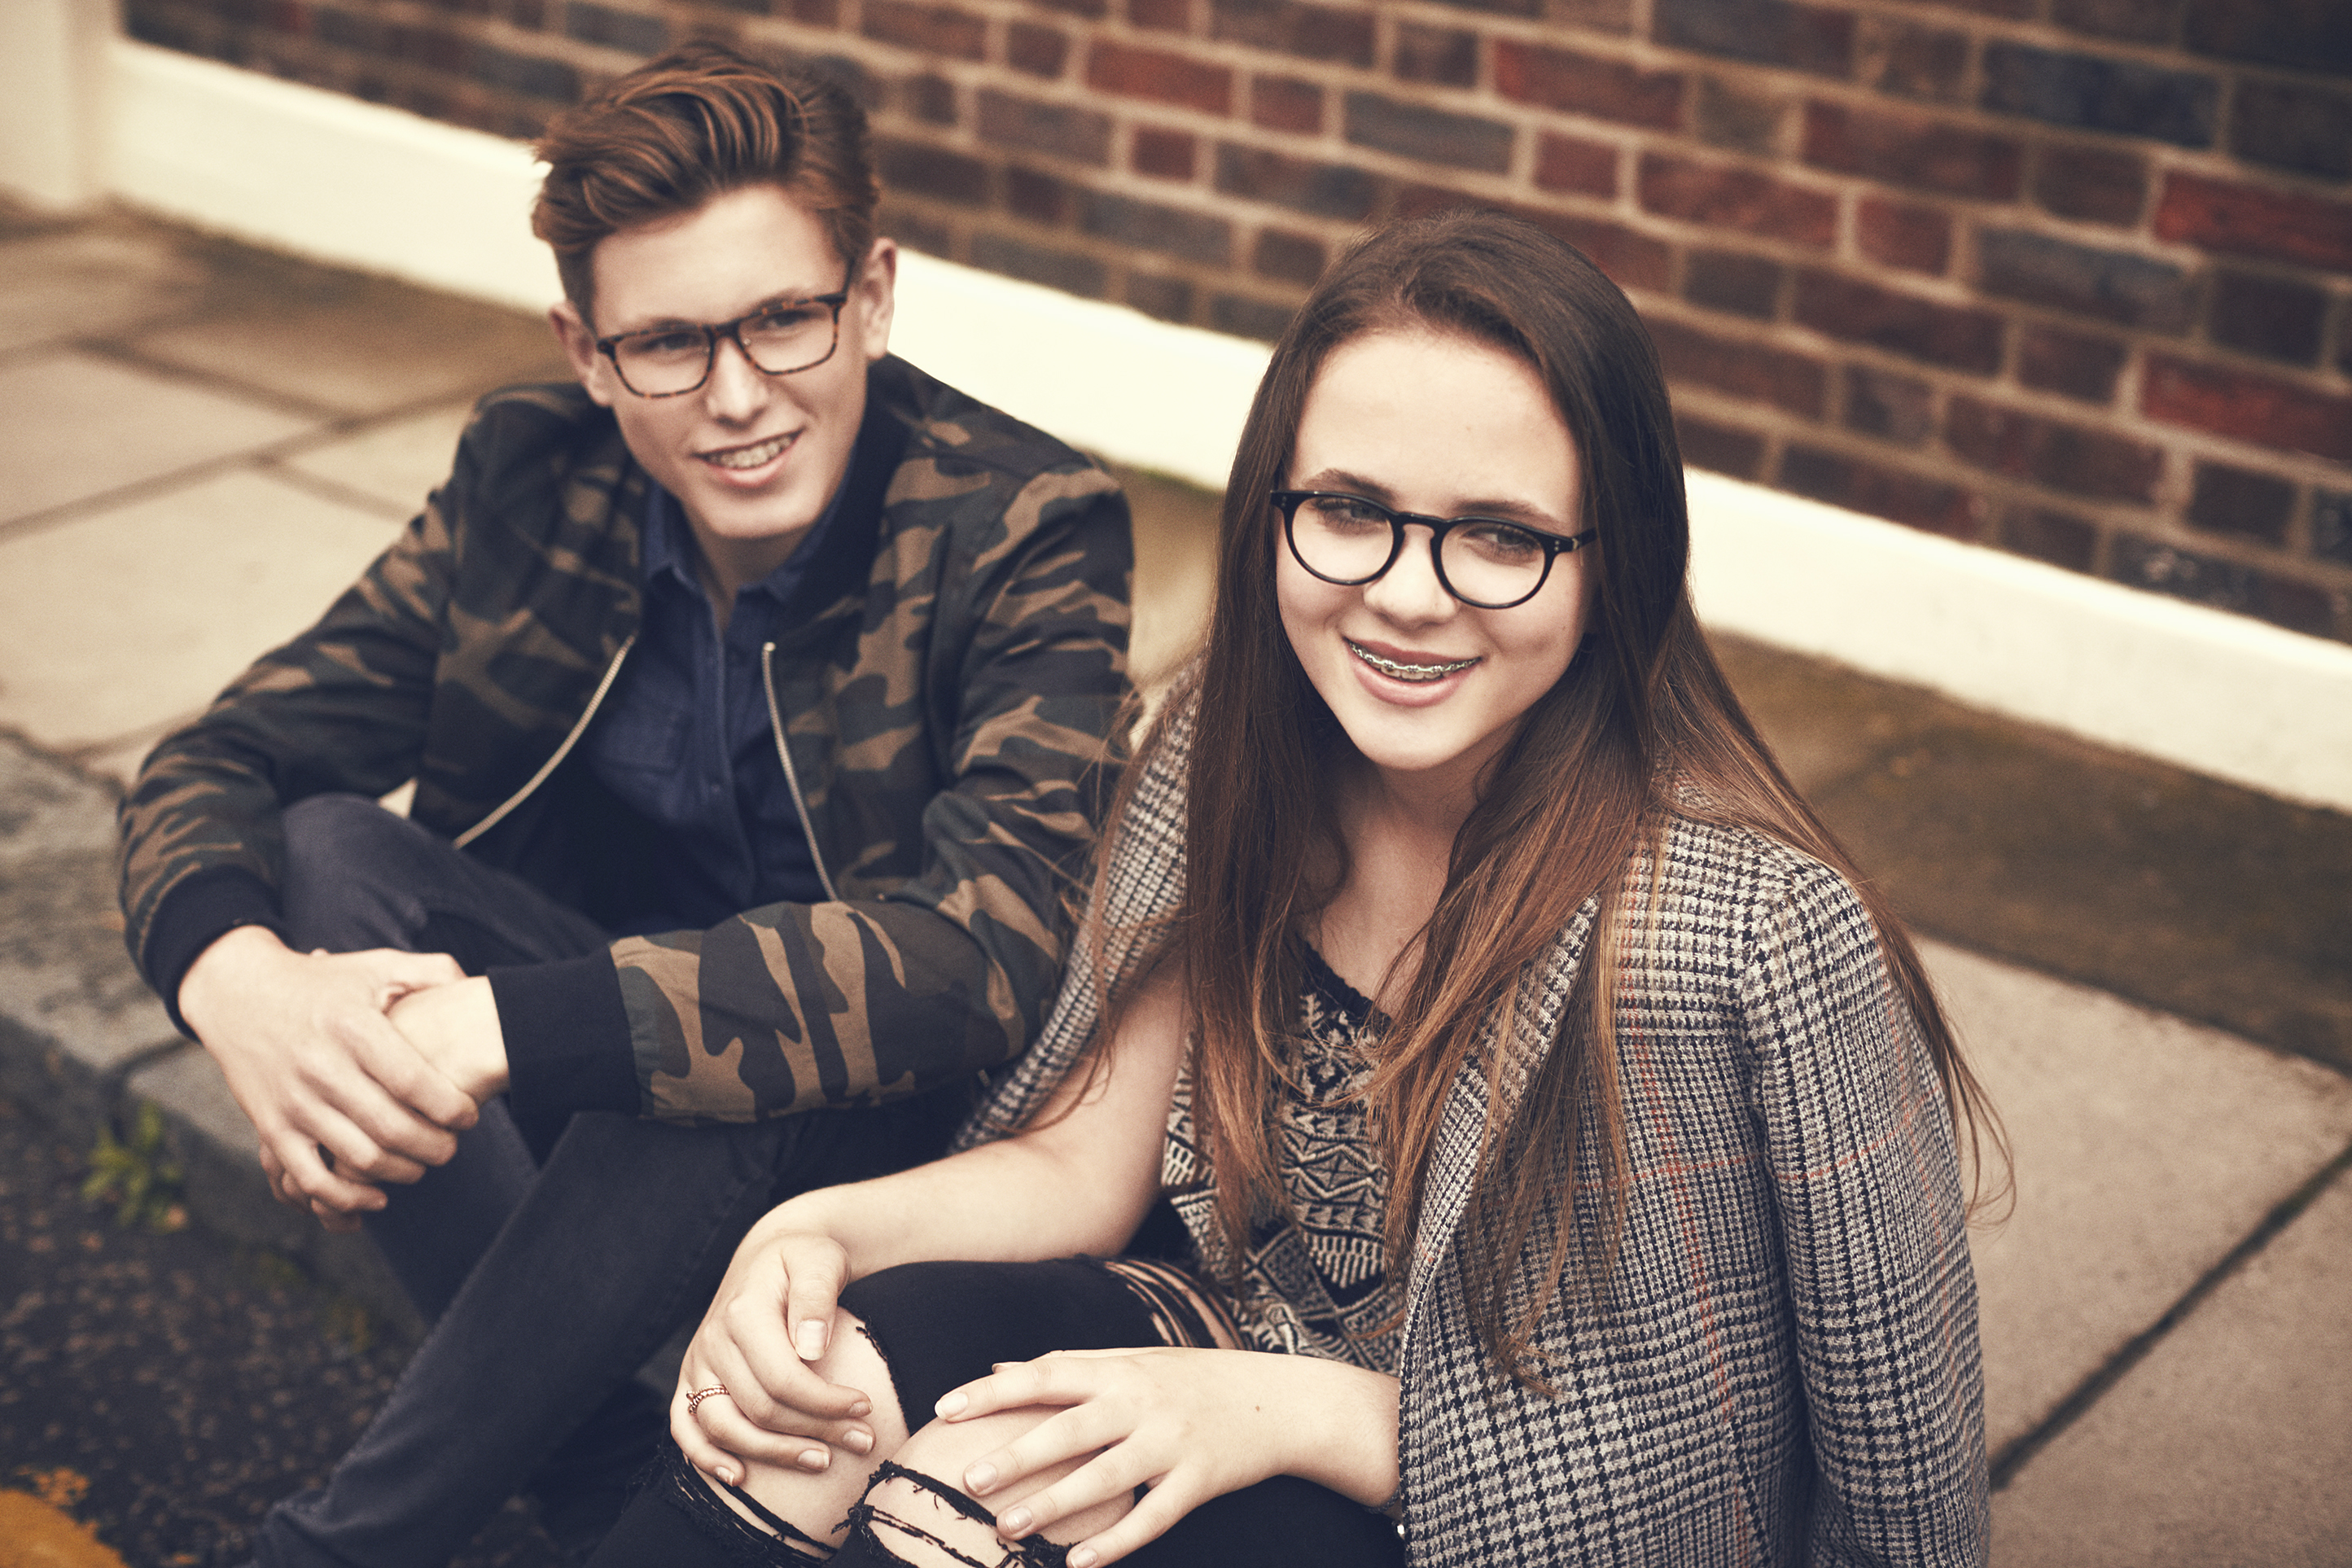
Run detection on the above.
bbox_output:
[115,493,453,1013]
[611,462,1133,1123]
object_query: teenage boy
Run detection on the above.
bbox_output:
[115,42,1131,1566]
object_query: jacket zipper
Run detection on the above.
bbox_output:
[452,635,637,850]
[762,641,840,904]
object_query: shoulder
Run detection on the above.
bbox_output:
[870,356,1123,509]
[454,381,621,469]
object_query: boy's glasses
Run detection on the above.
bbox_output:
[594,277,853,397]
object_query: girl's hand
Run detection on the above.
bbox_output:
[933,1347,1398,1566]
[670,1228,878,1485]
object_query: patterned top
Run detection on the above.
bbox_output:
[1163,947,1403,1372]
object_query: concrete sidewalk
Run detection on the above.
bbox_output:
[2,199,2348,1565]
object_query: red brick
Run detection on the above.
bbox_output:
[1802,101,2022,199]
[1647,316,1827,417]
[1678,412,1767,478]
[2108,533,2338,636]
[1087,41,1232,113]
[786,0,834,22]
[1251,73,1321,133]
[1655,0,1855,79]
[1394,22,1475,87]
[1210,0,1373,66]
[1945,396,2164,501]
[2142,355,2352,463]
[1637,154,1836,248]
[1535,133,1618,197]
[2034,143,2147,226]
[2186,461,2295,545]
[1127,0,1186,28]
[1780,445,1982,538]
[1856,15,1968,103]
[1684,248,1782,319]
[2154,173,2352,276]
[1007,21,1066,77]
[2018,325,2126,404]
[1395,187,1672,290]
[877,137,990,205]
[1856,197,1950,274]
[1493,41,1683,130]
[1132,125,1198,180]
[1031,0,1104,14]
[900,72,955,125]
[1794,271,2003,374]
[2000,506,2097,571]
[1252,226,1325,284]
[1844,364,1934,444]
[861,0,984,59]
[1217,142,1376,219]
[2208,269,2326,366]
[978,89,1112,164]
[1005,165,1070,223]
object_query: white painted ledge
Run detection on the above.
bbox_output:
[85,41,2352,812]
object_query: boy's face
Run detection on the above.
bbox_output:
[552,183,894,556]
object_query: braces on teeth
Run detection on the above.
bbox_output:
[1349,642,1478,681]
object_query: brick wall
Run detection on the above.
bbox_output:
[125,0,2352,642]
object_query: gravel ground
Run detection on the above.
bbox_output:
[0,1094,565,1568]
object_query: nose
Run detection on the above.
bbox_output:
[699,331,771,423]
[1361,523,1453,624]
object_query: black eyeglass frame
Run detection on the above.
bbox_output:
[593,275,855,399]
[1270,489,1600,610]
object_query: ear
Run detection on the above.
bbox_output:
[851,237,897,365]
[548,300,617,409]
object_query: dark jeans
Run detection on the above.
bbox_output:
[251,795,969,1568]
[588,1260,1408,1568]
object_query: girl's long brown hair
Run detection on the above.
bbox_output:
[1122,209,1999,1387]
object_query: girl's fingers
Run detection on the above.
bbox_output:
[989,1442,1163,1536]
[1062,1484,1198,1568]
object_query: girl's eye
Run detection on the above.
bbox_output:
[1458,522,1544,563]
[1309,497,1391,530]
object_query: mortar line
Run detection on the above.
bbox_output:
[1987,1134,2352,1491]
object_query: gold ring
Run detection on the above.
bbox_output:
[687,1385,730,1416]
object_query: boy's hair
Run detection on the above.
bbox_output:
[531,42,878,321]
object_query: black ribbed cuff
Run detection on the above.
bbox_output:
[491,951,641,1122]
[142,867,287,1034]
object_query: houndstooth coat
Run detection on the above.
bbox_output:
[958,690,1989,1568]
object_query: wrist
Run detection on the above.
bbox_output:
[179,924,292,1041]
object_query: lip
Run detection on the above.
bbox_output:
[694,429,799,488]
[1344,637,1479,704]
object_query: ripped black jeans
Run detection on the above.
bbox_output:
[585,1256,1408,1568]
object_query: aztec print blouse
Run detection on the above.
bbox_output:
[1160,947,1403,1372]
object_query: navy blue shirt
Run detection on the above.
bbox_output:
[584,484,841,934]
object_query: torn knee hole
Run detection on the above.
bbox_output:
[848,1461,1070,1568]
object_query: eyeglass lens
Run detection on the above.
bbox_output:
[1287,494,1556,607]
[609,301,841,396]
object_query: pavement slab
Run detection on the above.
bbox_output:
[0,350,315,528]
[1929,940,2352,1454]
[277,398,477,518]
[0,226,206,357]
[1990,1163,2352,1566]
[0,468,398,754]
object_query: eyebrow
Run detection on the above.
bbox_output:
[605,285,838,337]
[1290,466,1575,531]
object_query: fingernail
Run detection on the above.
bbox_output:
[934,1391,967,1417]
[799,1448,830,1471]
[849,1398,871,1417]
[715,1466,737,1487]
[1071,1548,1098,1567]
[796,1320,827,1360]
[1000,1506,1031,1535]
[845,1429,873,1455]
[965,1462,996,1494]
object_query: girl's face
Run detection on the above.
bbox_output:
[1277,329,1595,802]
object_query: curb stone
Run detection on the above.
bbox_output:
[0,728,426,1344]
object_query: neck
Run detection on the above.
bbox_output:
[687,519,814,634]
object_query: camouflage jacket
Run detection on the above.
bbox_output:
[118,357,1132,1123]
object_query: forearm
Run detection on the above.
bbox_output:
[1266,1355,1401,1509]
[751,1130,1148,1280]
